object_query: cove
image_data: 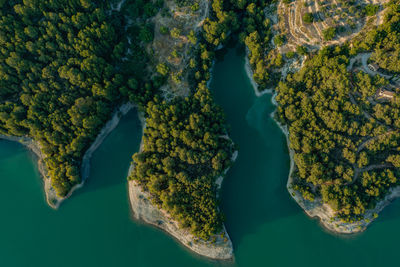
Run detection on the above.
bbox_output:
[0,111,213,267]
[2,48,400,267]
[212,48,400,267]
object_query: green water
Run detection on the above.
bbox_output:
[2,49,400,267]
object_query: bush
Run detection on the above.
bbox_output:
[170,27,181,38]
[296,45,307,55]
[156,63,169,76]
[364,4,379,16]
[191,2,199,12]
[286,51,296,59]
[159,26,169,34]
[322,27,336,41]
[274,34,285,47]
[303,13,314,23]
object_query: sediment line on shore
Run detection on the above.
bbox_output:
[0,102,135,209]
[243,55,400,234]
[126,113,235,260]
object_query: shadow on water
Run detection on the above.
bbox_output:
[65,110,142,202]
[0,107,220,267]
[372,197,400,224]
[209,47,300,250]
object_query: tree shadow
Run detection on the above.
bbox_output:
[210,47,301,251]
[369,197,400,225]
[219,121,301,251]
[67,110,143,200]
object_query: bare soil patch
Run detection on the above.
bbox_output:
[277,0,389,51]
[150,0,209,98]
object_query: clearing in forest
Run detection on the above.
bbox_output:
[150,0,209,98]
[277,0,389,52]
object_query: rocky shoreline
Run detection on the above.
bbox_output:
[128,180,234,260]
[244,51,272,97]
[242,54,400,234]
[127,115,235,260]
[0,102,135,209]
[270,91,400,234]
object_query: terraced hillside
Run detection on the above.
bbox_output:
[150,0,209,99]
[277,0,389,51]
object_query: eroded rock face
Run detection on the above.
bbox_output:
[128,180,233,260]
[1,103,135,209]
[288,176,400,234]
[276,114,399,234]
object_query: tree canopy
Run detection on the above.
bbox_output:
[130,86,234,239]
[0,0,157,196]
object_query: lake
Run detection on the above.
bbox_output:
[1,48,400,267]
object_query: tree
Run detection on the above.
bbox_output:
[274,34,285,47]
[156,63,169,76]
[296,45,307,55]
[170,27,181,38]
[323,27,336,41]
[303,13,314,23]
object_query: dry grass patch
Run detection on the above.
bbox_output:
[277,0,390,51]
[149,0,209,98]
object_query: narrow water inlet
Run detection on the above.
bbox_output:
[1,49,400,267]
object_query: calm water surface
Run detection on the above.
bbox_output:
[1,49,400,267]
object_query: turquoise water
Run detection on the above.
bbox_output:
[1,48,400,267]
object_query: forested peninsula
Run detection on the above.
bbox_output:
[126,0,291,258]
[269,0,400,232]
[0,0,161,207]
[0,0,239,260]
[126,0,238,259]
[3,0,400,261]
[193,0,400,234]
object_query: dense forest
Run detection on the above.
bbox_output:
[276,0,400,222]
[0,0,239,240]
[200,0,279,91]
[352,0,400,75]
[129,86,234,239]
[129,0,238,240]
[130,0,400,234]
[128,0,280,239]
[3,0,398,240]
[0,0,158,196]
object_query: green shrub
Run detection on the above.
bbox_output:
[364,4,379,16]
[274,34,285,46]
[303,13,314,23]
[296,45,307,55]
[323,27,336,41]
[156,63,169,76]
[286,51,296,59]
[170,27,181,38]
[159,26,169,34]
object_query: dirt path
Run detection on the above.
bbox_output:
[357,131,397,152]
[353,163,393,182]
[360,53,392,78]
[279,0,388,50]
[348,93,373,120]
[308,1,324,41]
